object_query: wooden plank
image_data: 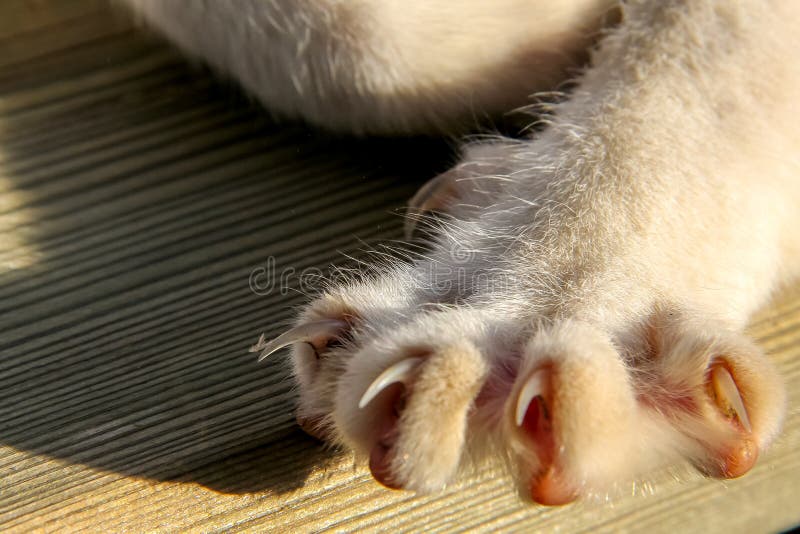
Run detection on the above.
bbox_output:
[0,1,132,69]
[0,0,107,41]
[0,2,797,533]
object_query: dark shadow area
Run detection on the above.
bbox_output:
[168,427,342,495]
[0,2,454,507]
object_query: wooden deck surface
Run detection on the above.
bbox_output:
[0,1,798,532]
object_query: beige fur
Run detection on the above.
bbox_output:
[123,0,616,133]
[126,0,800,504]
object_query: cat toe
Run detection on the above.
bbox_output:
[255,307,356,440]
[336,323,491,492]
[255,269,424,440]
[634,310,787,480]
[512,366,577,505]
[506,321,640,504]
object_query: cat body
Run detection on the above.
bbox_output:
[125,0,799,503]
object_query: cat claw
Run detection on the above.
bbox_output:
[708,362,751,432]
[359,357,423,409]
[252,319,348,361]
[404,169,460,239]
[706,361,758,478]
[515,369,550,426]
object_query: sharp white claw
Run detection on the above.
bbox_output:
[358,357,423,410]
[252,319,348,361]
[515,369,548,427]
[711,364,752,433]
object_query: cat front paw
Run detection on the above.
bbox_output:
[257,281,785,504]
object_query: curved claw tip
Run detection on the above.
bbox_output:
[358,357,423,410]
[404,170,455,240]
[249,334,267,353]
[252,319,347,362]
[710,364,752,433]
[516,369,548,427]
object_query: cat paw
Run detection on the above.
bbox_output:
[254,118,788,502]
[256,301,786,504]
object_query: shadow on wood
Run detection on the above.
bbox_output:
[0,4,452,502]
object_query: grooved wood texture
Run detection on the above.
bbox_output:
[0,1,797,532]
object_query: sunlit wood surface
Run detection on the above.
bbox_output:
[0,1,798,532]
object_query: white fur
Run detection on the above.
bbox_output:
[122,0,617,133]
[124,0,799,503]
